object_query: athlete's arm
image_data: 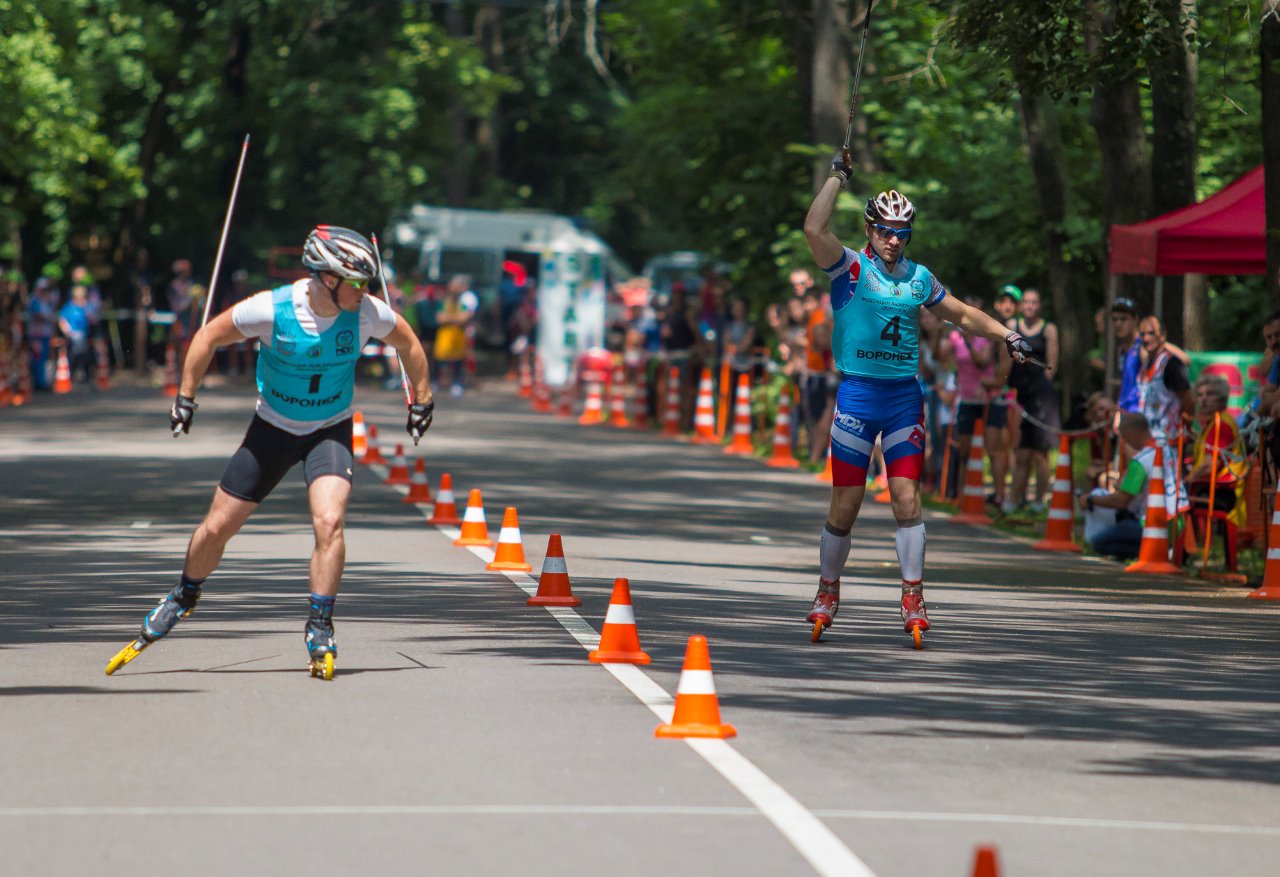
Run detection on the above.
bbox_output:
[179,309,247,397]
[383,314,433,405]
[928,295,1013,346]
[803,177,847,269]
[1045,322,1059,379]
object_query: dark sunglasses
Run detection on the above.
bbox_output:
[872,224,912,242]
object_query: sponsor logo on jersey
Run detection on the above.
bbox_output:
[307,345,322,358]
[835,410,866,435]
[276,337,296,356]
[910,279,926,300]
[269,387,343,408]
[908,426,925,448]
[336,330,354,356]
[857,349,915,362]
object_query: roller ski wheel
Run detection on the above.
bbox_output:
[805,578,840,643]
[309,652,335,681]
[909,624,924,650]
[105,638,150,676]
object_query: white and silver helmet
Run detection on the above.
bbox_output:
[302,226,378,282]
[864,190,916,224]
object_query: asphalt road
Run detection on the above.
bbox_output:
[1,377,1278,876]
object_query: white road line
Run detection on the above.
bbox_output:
[411,481,875,877]
[3,805,1274,838]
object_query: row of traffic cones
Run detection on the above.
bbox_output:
[355,410,736,739]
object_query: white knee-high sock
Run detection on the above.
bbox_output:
[819,522,852,582]
[895,517,926,582]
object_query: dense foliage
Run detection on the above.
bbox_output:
[0,0,1268,350]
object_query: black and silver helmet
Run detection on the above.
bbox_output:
[302,226,378,282]
[863,190,916,224]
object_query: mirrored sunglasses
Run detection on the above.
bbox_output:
[872,224,912,242]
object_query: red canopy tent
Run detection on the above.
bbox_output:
[1109,164,1265,276]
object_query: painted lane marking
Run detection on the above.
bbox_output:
[3,805,1274,838]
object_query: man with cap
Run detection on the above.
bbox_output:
[1112,296,1143,411]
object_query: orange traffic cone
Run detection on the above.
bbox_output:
[427,473,462,525]
[953,417,992,525]
[629,366,650,429]
[518,354,533,398]
[94,339,110,391]
[557,385,573,418]
[53,345,73,394]
[0,360,9,408]
[1034,434,1081,552]
[588,577,651,664]
[661,365,682,437]
[10,350,30,406]
[872,469,892,504]
[1249,488,1280,598]
[162,343,178,397]
[454,489,494,547]
[383,444,410,485]
[609,364,630,428]
[654,635,737,739]
[971,846,1000,877]
[1125,446,1180,574]
[691,368,717,444]
[723,373,754,456]
[815,440,833,483]
[528,534,581,606]
[578,381,605,425]
[487,507,533,572]
[352,412,368,462]
[402,458,432,504]
[531,358,553,413]
[364,424,388,465]
[766,392,800,468]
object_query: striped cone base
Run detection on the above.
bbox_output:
[588,578,650,664]
[486,507,533,572]
[1249,490,1280,599]
[1034,434,1081,552]
[528,534,580,607]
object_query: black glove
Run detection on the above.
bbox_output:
[407,400,434,445]
[170,394,198,436]
[829,149,853,187]
[1004,331,1033,364]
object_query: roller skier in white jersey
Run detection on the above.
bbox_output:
[105,226,434,679]
[803,151,1036,647]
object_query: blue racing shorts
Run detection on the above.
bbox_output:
[830,374,925,487]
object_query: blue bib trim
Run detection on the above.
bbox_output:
[255,285,361,422]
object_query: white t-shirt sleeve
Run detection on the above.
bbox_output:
[231,291,277,342]
[359,295,398,342]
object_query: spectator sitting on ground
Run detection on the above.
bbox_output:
[1185,373,1248,526]
[1082,391,1119,489]
[1077,412,1157,560]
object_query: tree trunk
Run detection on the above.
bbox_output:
[1182,273,1208,350]
[444,3,471,206]
[1264,1,1280,307]
[475,7,503,186]
[1085,0,1151,304]
[810,0,852,191]
[1149,0,1199,345]
[1016,90,1090,408]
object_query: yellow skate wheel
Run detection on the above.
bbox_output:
[811,620,824,643]
[911,627,923,650]
[322,652,334,681]
[310,653,334,680]
[105,642,144,676]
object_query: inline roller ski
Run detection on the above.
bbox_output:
[305,598,336,681]
[806,578,840,643]
[105,581,202,675]
[900,580,929,650]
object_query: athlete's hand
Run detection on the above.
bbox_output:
[407,400,434,445]
[1004,332,1033,365]
[829,149,852,187]
[170,394,198,437]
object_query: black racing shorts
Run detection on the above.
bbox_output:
[219,414,354,504]
[1016,388,1059,453]
[955,400,1008,436]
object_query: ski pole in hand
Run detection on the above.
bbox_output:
[370,234,418,441]
[173,133,250,438]
[841,1,876,163]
